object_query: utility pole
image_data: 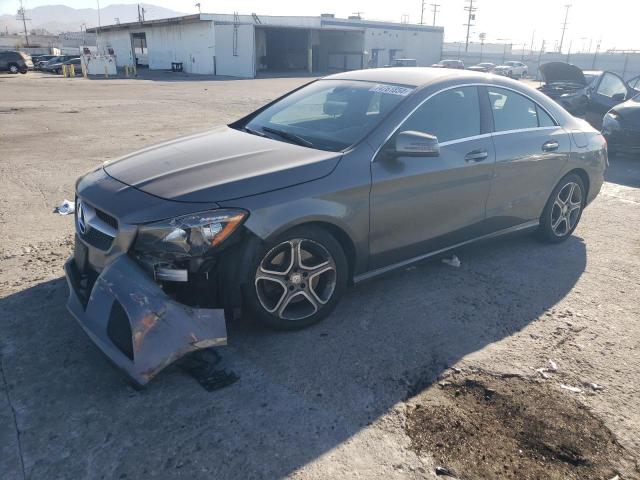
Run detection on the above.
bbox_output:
[17,0,30,46]
[463,0,477,52]
[420,0,425,24]
[559,4,571,53]
[592,38,601,69]
[195,3,201,14]
[430,4,440,27]
[529,30,535,57]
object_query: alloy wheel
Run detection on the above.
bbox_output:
[9,65,18,74]
[255,238,337,321]
[551,181,582,237]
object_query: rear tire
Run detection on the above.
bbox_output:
[537,173,586,243]
[243,226,348,330]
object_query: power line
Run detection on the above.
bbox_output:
[463,0,477,52]
[16,0,30,46]
[559,4,571,53]
[431,3,440,27]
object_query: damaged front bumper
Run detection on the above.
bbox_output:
[64,250,227,387]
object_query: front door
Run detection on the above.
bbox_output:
[369,85,495,269]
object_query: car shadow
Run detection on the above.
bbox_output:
[605,152,640,188]
[0,232,587,478]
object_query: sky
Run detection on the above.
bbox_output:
[1,0,637,52]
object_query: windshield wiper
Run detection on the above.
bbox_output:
[262,126,314,148]
[243,126,268,138]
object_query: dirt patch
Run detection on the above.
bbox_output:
[405,371,636,479]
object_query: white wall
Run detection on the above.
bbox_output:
[101,21,216,74]
[214,24,255,78]
[100,30,134,67]
[364,27,443,67]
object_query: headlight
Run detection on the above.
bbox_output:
[134,209,247,259]
[606,110,620,121]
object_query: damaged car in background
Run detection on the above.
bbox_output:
[66,68,607,386]
[538,62,639,128]
[602,92,640,154]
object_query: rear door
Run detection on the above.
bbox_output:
[369,85,495,269]
[484,86,571,229]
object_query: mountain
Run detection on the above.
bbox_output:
[0,4,187,34]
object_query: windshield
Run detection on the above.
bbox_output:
[243,80,413,151]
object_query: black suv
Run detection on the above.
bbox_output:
[0,50,33,74]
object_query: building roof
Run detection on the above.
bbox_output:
[87,14,205,33]
[87,13,443,34]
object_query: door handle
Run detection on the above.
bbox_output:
[542,140,559,152]
[465,149,489,162]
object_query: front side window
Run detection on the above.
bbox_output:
[397,86,481,143]
[488,87,541,132]
[244,80,412,151]
[597,73,627,98]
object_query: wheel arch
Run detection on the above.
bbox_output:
[564,168,590,200]
[260,219,360,282]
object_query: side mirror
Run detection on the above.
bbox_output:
[393,131,440,157]
[612,92,626,102]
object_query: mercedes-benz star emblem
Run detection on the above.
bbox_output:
[77,201,87,234]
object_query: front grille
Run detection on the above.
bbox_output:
[76,199,118,251]
[95,208,118,230]
[83,227,115,250]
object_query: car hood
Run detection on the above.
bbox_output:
[103,126,342,203]
[613,97,640,125]
[539,62,586,85]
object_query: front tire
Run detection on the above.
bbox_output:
[537,173,586,243]
[8,64,18,74]
[244,226,348,330]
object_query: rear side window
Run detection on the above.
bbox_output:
[536,105,556,127]
[399,86,481,143]
[488,87,550,132]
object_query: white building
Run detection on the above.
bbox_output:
[88,13,444,77]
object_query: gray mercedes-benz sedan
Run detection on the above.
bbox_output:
[65,68,606,385]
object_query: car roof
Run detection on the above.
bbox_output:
[324,67,487,87]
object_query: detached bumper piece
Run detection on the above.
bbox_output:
[64,254,227,387]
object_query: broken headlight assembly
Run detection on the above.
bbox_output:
[134,209,248,261]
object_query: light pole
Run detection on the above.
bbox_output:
[479,32,486,62]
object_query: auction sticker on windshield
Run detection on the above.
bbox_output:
[369,84,414,96]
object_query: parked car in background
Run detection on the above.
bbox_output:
[537,62,639,129]
[493,61,528,78]
[431,59,465,69]
[45,57,81,74]
[627,75,640,91]
[467,62,496,73]
[0,50,33,74]
[602,93,640,154]
[386,58,418,67]
[38,55,76,71]
[32,54,57,69]
[65,68,606,385]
